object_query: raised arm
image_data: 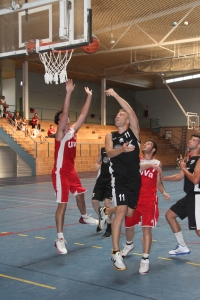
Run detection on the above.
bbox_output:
[105,88,140,140]
[180,159,200,184]
[56,79,75,140]
[71,87,92,132]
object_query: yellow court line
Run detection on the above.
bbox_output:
[74,242,84,246]
[18,234,28,237]
[0,274,56,290]
[158,257,172,261]
[35,237,46,240]
[152,240,157,242]
[132,252,143,256]
[186,262,200,267]
[92,246,102,249]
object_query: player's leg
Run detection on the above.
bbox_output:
[121,211,140,257]
[166,197,190,255]
[53,173,69,254]
[102,197,112,238]
[70,172,98,225]
[91,184,104,231]
[111,204,128,271]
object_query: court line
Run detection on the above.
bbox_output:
[158,257,172,261]
[0,274,56,290]
[0,222,79,237]
[186,262,200,267]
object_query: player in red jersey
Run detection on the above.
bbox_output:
[121,140,170,274]
[52,79,98,255]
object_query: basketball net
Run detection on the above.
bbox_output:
[39,49,74,84]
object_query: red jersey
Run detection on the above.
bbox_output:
[139,158,160,199]
[52,127,76,174]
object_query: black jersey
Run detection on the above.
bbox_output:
[97,147,110,181]
[110,128,140,181]
[184,156,200,194]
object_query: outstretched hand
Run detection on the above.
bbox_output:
[66,79,75,93]
[163,192,170,200]
[105,88,117,97]
[85,87,92,96]
[122,142,135,152]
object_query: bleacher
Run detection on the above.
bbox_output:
[0,119,179,175]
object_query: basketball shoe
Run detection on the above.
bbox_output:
[111,251,126,270]
[54,238,67,254]
[139,259,149,275]
[97,207,109,231]
[121,242,134,257]
[169,244,190,256]
[79,214,98,225]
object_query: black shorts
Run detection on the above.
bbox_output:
[92,179,112,202]
[112,176,141,209]
[170,193,200,230]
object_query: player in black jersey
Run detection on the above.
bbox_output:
[92,147,112,238]
[98,88,141,271]
[163,134,200,256]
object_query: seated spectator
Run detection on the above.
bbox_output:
[176,153,184,168]
[47,124,56,138]
[0,96,7,118]
[12,111,22,130]
[31,113,41,130]
[27,125,46,143]
[20,118,28,133]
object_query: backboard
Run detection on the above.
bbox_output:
[187,112,199,130]
[0,0,92,57]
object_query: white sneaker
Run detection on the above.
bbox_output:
[79,214,98,225]
[111,252,126,270]
[139,259,149,274]
[97,207,109,231]
[169,244,190,256]
[54,238,68,254]
[121,243,134,257]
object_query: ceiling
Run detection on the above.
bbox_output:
[1,0,200,90]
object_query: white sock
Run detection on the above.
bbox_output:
[81,214,87,218]
[142,253,149,259]
[174,231,186,247]
[126,240,133,245]
[57,232,64,239]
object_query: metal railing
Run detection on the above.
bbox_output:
[149,118,186,154]
[0,116,55,158]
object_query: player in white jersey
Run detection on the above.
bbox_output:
[52,79,98,255]
[121,140,170,274]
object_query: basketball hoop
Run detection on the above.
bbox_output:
[25,39,74,84]
[39,49,74,84]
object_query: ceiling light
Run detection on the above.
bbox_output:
[110,18,115,44]
[110,33,115,44]
[166,73,200,83]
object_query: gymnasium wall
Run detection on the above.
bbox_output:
[15,69,138,124]
[7,69,200,128]
[135,85,200,127]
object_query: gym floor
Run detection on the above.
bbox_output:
[0,168,199,300]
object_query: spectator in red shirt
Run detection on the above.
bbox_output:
[47,124,56,138]
[31,113,41,130]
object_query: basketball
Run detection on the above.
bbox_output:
[81,36,100,54]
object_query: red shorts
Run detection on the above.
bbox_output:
[52,170,86,203]
[125,195,159,228]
